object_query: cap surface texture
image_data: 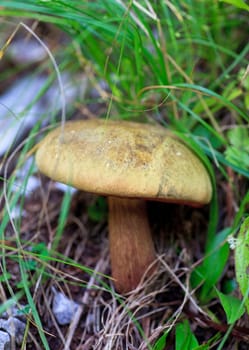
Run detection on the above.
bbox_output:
[36,119,212,205]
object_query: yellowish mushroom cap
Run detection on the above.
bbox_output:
[36,119,212,206]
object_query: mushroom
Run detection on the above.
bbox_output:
[36,119,212,294]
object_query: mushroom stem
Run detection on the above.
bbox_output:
[108,196,156,294]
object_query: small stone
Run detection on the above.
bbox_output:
[0,330,10,350]
[8,39,47,64]
[1,304,27,322]
[52,290,80,325]
[0,317,26,345]
[8,317,26,345]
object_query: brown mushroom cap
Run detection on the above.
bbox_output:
[36,119,212,206]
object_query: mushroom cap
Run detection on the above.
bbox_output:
[36,119,212,206]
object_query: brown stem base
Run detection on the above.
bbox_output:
[108,196,156,294]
